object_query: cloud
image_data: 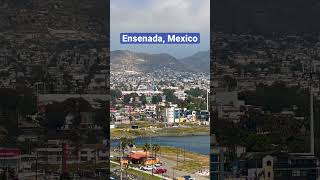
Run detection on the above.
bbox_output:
[111,0,210,58]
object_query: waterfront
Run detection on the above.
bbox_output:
[111,135,210,155]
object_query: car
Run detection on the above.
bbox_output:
[154,163,162,167]
[46,173,60,180]
[140,165,155,171]
[153,168,167,174]
[183,175,196,180]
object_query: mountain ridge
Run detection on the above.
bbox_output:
[110,50,209,72]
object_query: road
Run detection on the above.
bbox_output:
[111,160,172,180]
[159,157,209,180]
[111,150,209,180]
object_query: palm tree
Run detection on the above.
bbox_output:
[152,144,160,160]
[127,138,135,152]
[142,143,151,158]
[119,137,128,156]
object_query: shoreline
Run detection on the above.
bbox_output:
[110,130,209,140]
[110,146,209,179]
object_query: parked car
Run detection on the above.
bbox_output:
[183,175,195,180]
[154,163,162,167]
[139,165,155,171]
[175,175,195,180]
[153,168,167,174]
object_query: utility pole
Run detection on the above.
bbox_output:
[120,141,123,180]
[149,131,154,176]
[35,150,38,180]
[309,54,315,155]
[184,145,186,162]
[173,169,175,179]
[94,147,97,174]
[255,152,257,180]
[6,165,8,180]
[176,149,179,168]
[310,82,315,155]
[207,90,209,111]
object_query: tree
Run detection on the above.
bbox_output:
[152,144,160,160]
[123,93,138,104]
[127,138,135,152]
[140,94,147,105]
[119,137,135,155]
[185,88,206,98]
[152,95,162,104]
[110,89,122,102]
[238,81,309,114]
[162,89,179,104]
[142,143,151,158]
[119,137,128,156]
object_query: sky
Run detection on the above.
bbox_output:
[110,0,210,58]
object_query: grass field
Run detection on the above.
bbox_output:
[158,146,209,172]
[131,146,209,173]
[111,123,209,139]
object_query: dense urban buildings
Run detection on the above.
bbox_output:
[109,49,210,179]
[0,0,109,179]
[210,32,320,179]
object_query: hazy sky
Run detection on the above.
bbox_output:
[110,0,210,58]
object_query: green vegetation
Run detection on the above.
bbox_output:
[123,93,147,105]
[215,113,309,153]
[178,96,207,111]
[152,144,160,159]
[119,137,135,156]
[110,161,162,180]
[111,126,209,139]
[239,81,309,115]
[152,95,162,104]
[216,81,310,154]
[157,146,209,173]
[185,88,206,98]
[142,143,151,155]
[111,89,122,100]
[131,145,209,173]
[163,89,179,104]
[126,168,162,180]
[175,161,204,172]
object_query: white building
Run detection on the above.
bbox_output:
[165,107,175,124]
[174,90,187,100]
[165,107,181,123]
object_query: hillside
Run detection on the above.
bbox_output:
[111,50,210,72]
